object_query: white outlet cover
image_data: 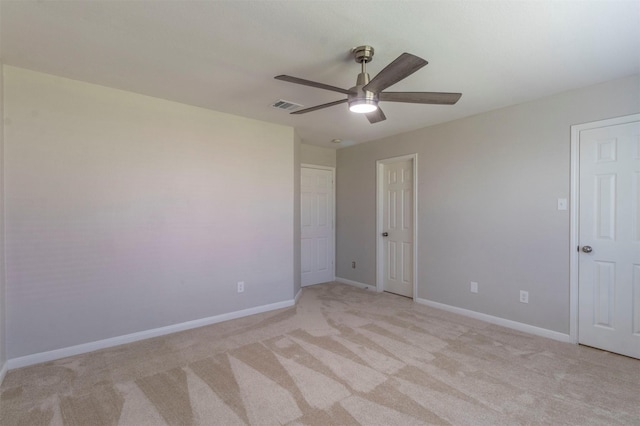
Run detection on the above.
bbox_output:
[470,281,478,293]
[557,198,567,210]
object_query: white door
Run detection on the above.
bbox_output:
[381,159,414,298]
[301,167,334,286]
[578,118,640,359]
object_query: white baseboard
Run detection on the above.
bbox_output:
[8,298,296,370]
[335,277,377,291]
[415,298,573,343]
[0,360,7,385]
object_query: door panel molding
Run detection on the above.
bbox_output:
[376,154,418,299]
[570,113,640,344]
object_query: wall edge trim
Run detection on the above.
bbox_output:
[7,298,295,370]
[0,361,7,386]
[415,298,573,343]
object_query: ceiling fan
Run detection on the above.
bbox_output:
[274,45,462,124]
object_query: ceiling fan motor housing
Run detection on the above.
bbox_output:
[348,46,378,112]
[348,72,378,111]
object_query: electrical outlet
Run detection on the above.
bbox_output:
[352,261,356,269]
[519,290,529,303]
[557,198,567,210]
[470,281,478,293]
[237,281,245,293]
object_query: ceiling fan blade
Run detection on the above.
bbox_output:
[365,107,386,124]
[275,75,354,95]
[290,98,348,115]
[363,53,428,93]
[379,92,462,105]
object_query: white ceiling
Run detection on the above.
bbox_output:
[1,1,639,149]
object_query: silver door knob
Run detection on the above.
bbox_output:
[382,232,389,237]
[581,246,593,253]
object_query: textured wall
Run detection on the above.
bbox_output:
[0,56,6,375]
[336,74,640,334]
[301,144,336,168]
[5,67,296,358]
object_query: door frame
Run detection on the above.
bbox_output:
[569,113,640,343]
[376,154,418,299]
[301,164,336,285]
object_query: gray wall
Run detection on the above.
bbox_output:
[5,67,296,358]
[336,74,640,334]
[301,144,336,167]
[0,31,6,375]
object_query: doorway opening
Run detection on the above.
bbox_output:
[376,154,418,299]
[301,165,335,287]
[570,113,640,359]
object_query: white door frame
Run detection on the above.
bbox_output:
[376,154,418,299]
[569,113,640,343]
[301,163,336,284]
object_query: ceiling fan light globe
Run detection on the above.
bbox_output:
[349,100,378,113]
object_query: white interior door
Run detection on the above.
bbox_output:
[578,118,640,359]
[301,167,334,286]
[381,159,414,298]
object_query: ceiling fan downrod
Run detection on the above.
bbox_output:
[349,46,378,113]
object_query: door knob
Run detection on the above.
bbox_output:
[581,246,593,253]
[382,232,389,237]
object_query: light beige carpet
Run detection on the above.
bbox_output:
[1,282,639,425]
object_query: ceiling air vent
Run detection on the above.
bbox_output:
[271,99,303,112]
